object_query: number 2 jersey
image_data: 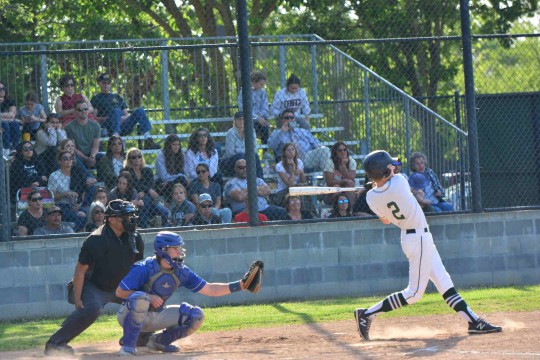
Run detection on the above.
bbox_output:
[366,173,429,230]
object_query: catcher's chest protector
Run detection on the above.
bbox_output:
[143,260,181,302]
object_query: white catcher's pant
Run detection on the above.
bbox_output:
[400,228,454,304]
[118,304,183,333]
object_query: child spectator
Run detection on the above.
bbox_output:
[94,186,109,206]
[97,135,126,190]
[237,71,270,145]
[18,91,46,140]
[167,183,196,226]
[155,134,189,203]
[34,114,67,177]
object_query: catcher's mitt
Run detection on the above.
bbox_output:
[241,260,264,293]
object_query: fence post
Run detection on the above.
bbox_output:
[460,0,482,212]
[40,44,49,113]
[363,70,371,153]
[454,90,467,210]
[279,36,286,88]
[310,37,319,124]
[160,41,172,134]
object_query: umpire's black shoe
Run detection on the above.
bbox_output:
[354,308,372,341]
[44,341,74,356]
[468,318,502,334]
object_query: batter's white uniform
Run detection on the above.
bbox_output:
[366,173,454,304]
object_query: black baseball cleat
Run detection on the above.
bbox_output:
[44,341,75,356]
[468,318,502,334]
[354,308,372,340]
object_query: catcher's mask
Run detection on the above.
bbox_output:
[363,150,394,181]
[154,231,186,269]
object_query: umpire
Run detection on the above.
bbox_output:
[45,199,144,356]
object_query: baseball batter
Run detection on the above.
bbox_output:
[115,231,262,356]
[354,150,502,340]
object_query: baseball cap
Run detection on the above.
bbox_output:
[198,193,213,204]
[46,206,62,215]
[409,172,430,190]
[97,73,112,83]
[234,111,244,119]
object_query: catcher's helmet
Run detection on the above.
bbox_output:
[363,150,394,180]
[154,231,186,268]
[105,199,137,217]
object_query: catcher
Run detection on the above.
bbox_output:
[115,230,263,356]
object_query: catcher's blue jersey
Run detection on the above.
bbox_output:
[118,257,206,303]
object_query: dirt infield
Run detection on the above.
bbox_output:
[6,311,539,359]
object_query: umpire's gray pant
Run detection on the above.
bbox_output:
[47,280,121,345]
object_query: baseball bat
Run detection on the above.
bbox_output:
[289,186,365,196]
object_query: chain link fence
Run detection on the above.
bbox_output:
[1,21,539,239]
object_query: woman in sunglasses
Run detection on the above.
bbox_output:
[329,192,353,218]
[123,148,169,228]
[188,163,232,223]
[9,141,48,202]
[185,127,223,186]
[84,201,106,232]
[54,74,95,126]
[17,189,47,236]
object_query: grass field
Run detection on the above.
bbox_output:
[0,285,538,352]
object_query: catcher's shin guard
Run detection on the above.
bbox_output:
[154,303,205,346]
[121,292,150,349]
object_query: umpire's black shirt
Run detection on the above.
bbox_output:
[78,223,144,292]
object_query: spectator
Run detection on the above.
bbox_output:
[271,74,310,129]
[34,206,75,235]
[167,183,196,227]
[409,151,454,212]
[224,159,288,221]
[17,189,47,236]
[34,114,67,177]
[191,193,222,225]
[220,111,263,178]
[188,163,232,223]
[155,134,189,203]
[268,109,330,172]
[18,91,46,140]
[57,138,95,180]
[392,157,408,180]
[237,71,270,144]
[94,186,109,206]
[0,80,19,158]
[284,194,314,220]
[97,135,126,190]
[85,201,106,232]
[233,197,268,224]
[324,141,357,206]
[329,193,353,218]
[123,148,169,228]
[185,127,223,185]
[65,100,101,170]
[273,142,306,206]
[9,141,48,202]
[47,150,91,231]
[408,172,439,213]
[108,171,143,207]
[352,177,375,217]
[90,73,158,149]
[54,74,96,126]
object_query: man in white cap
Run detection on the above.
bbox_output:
[191,193,222,225]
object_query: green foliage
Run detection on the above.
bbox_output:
[0,285,537,352]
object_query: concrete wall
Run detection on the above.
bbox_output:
[1,210,539,320]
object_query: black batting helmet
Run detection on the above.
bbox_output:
[363,150,394,181]
[105,199,137,217]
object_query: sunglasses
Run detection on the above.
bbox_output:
[196,169,207,174]
[130,154,143,160]
[0,87,5,91]
[30,197,43,202]
[200,204,213,209]
[282,116,295,120]
[236,165,247,169]
[94,209,105,214]
[392,161,402,166]
[77,108,89,112]
[338,199,349,204]
[61,156,74,161]
[22,146,33,152]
